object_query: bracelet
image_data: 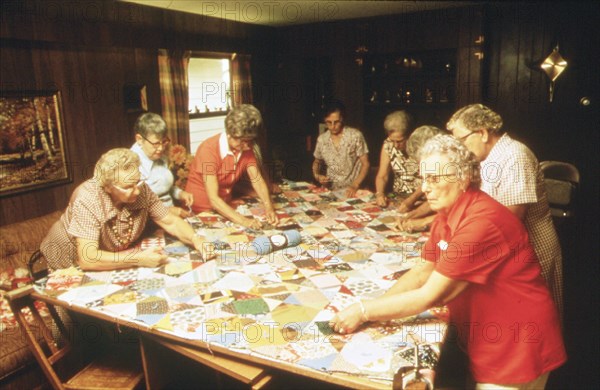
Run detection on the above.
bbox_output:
[357,300,369,322]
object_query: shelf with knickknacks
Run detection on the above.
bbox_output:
[362,50,458,171]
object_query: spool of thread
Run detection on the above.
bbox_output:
[252,230,302,255]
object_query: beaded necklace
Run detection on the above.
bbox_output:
[111,215,134,249]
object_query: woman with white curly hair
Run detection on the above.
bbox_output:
[41,148,214,271]
[330,135,565,388]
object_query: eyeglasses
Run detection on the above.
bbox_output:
[386,137,407,146]
[419,173,458,185]
[113,180,144,194]
[231,136,255,144]
[141,134,170,149]
[456,131,479,142]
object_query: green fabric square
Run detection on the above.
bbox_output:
[232,298,269,315]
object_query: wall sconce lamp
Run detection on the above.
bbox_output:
[540,44,567,102]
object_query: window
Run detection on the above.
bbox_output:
[188,56,232,152]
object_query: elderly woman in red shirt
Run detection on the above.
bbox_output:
[330,135,565,388]
[41,148,213,271]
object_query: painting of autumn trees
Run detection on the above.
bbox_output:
[0,91,71,196]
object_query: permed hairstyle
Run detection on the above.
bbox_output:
[225,104,263,138]
[383,110,413,136]
[406,125,446,161]
[446,104,504,135]
[94,148,140,187]
[133,112,168,138]
[420,134,481,189]
[322,100,346,120]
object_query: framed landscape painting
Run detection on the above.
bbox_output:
[0,90,72,197]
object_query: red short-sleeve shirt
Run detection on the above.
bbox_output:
[186,133,258,213]
[423,189,566,384]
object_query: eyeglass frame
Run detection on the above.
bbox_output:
[140,133,171,149]
[385,136,407,145]
[419,173,459,185]
[229,135,256,144]
[456,130,480,142]
[112,179,145,194]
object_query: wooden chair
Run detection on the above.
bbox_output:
[2,285,144,390]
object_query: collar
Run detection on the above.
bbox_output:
[483,133,510,166]
[441,188,478,237]
[131,142,166,177]
[219,132,235,159]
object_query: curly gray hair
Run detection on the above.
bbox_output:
[383,110,413,136]
[94,148,140,187]
[133,112,168,138]
[225,104,263,138]
[420,134,481,188]
[406,125,446,160]
[446,104,503,135]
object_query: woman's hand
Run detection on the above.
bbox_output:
[180,191,194,207]
[137,247,168,268]
[329,303,366,335]
[170,206,192,219]
[396,215,429,233]
[192,236,216,261]
[241,217,262,230]
[316,174,332,186]
[265,206,279,225]
[376,193,387,207]
[398,200,412,214]
[345,185,359,199]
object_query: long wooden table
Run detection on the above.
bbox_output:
[31,181,447,388]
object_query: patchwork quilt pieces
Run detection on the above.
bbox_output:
[38,181,448,384]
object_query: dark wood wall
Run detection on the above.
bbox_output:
[0,0,275,225]
[269,6,485,175]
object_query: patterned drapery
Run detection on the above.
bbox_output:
[158,49,191,148]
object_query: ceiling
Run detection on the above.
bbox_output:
[120,1,476,27]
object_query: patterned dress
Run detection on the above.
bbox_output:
[383,141,419,194]
[480,133,563,316]
[40,180,169,270]
[313,127,369,189]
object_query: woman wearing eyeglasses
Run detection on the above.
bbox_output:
[40,148,214,271]
[131,112,194,218]
[374,110,418,207]
[185,104,278,229]
[330,135,565,388]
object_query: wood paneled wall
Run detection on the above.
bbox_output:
[0,0,274,225]
[482,2,599,233]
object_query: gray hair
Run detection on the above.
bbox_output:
[225,104,263,138]
[406,125,446,160]
[447,104,503,135]
[383,110,413,136]
[94,148,140,187]
[133,112,168,138]
[420,134,481,188]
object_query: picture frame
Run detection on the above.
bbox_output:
[0,90,72,197]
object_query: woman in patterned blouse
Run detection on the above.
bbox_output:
[374,110,419,207]
[40,148,214,271]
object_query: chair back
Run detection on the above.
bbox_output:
[540,160,580,218]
